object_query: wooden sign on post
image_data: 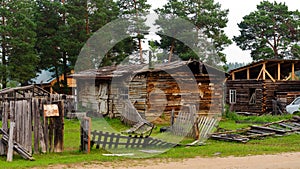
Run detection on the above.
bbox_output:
[43,104,59,117]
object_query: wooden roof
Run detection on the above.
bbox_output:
[72,60,228,79]
[228,59,300,81]
[0,85,50,99]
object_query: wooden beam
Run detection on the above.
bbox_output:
[232,72,235,80]
[277,63,281,80]
[247,68,250,80]
[284,74,291,81]
[231,61,265,74]
[262,63,266,80]
[256,67,264,81]
[265,69,276,82]
[292,63,295,80]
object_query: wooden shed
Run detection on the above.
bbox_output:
[73,60,227,122]
[226,59,300,115]
[0,85,65,157]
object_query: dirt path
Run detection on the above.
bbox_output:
[46,152,300,169]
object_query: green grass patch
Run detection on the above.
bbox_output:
[1,116,300,168]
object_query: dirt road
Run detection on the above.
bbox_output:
[47,152,300,169]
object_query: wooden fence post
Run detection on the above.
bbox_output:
[7,122,15,162]
[54,101,64,152]
[0,102,9,155]
[80,117,91,153]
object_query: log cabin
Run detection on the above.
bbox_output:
[72,60,227,122]
[226,59,300,115]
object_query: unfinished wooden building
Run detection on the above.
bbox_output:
[72,60,227,122]
[226,59,300,115]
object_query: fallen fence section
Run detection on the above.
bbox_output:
[211,116,300,143]
[91,130,177,150]
[188,116,218,146]
[0,128,34,161]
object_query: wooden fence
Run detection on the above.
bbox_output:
[0,98,64,157]
[91,130,176,149]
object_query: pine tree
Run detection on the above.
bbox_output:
[117,0,151,63]
[35,0,67,93]
[155,0,231,65]
[233,1,300,60]
[0,0,39,88]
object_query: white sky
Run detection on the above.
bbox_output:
[147,0,300,63]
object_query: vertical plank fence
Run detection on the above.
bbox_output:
[0,85,65,161]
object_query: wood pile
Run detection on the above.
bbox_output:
[211,116,300,143]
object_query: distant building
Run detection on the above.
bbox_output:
[32,69,76,94]
[226,59,300,115]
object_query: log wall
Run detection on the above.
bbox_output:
[226,80,264,114]
[226,80,300,114]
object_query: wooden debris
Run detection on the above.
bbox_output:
[91,130,177,149]
[0,128,34,161]
[211,116,300,143]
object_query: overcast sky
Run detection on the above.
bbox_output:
[147,0,300,63]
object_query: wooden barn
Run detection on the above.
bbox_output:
[72,60,227,122]
[226,59,300,115]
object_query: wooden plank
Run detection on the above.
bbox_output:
[7,122,15,162]
[0,128,34,161]
[265,69,276,82]
[0,102,9,155]
[27,99,32,154]
[54,101,64,152]
[247,68,250,80]
[39,123,47,153]
[48,118,54,152]
[292,63,295,80]
[42,99,49,152]
[23,100,32,154]
[278,63,281,80]
[250,125,286,135]
[33,99,40,153]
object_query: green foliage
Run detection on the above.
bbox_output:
[117,0,151,63]
[223,105,239,121]
[234,1,300,60]
[0,0,39,88]
[155,0,231,65]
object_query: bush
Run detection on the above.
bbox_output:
[223,105,238,121]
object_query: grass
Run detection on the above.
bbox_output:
[1,114,300,168]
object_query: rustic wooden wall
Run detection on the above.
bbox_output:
[264,80,300,113]
[226,80,264,114]
[226,80,300,114]
[0,98,64,155]
[77,79,100,112]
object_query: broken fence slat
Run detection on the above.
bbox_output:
[0,128,34,161]
[7,122,15,162]
[250,125,286,135]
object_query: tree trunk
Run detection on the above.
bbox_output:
[62,51,68,94]
[1,16,7,89]
[55,65,61,94]
[168,40,175,63]
[138,38,143,63]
